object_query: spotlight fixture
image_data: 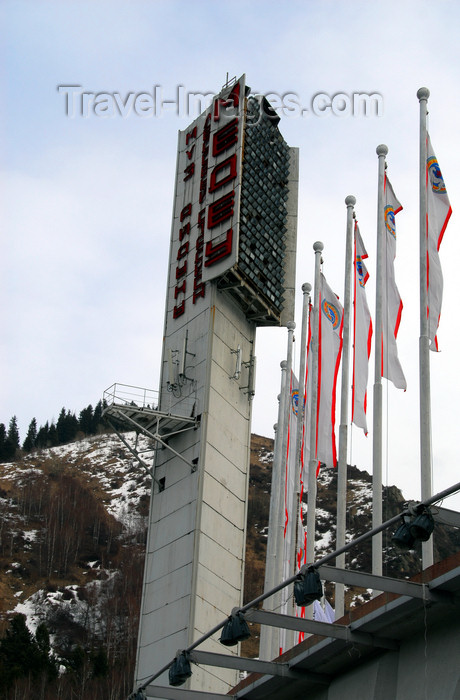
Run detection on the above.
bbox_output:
[391,504,435,549]
[410,506,435,541]
[219,610,251,646]
[169,651,192,687]
[294,566,323,607]
[391,514,415,549]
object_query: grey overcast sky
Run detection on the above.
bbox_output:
[1,0,460,508]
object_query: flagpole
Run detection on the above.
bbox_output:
[260,321,296,659]
[259,378,284,659]
[293,283,311,528]
[336,195,355,618]
[305,242,323,618]
[288,282,311,641]
[372,145,388,579]
[417,86,433,568]
[274,321,296,655]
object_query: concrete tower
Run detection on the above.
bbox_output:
[106,75,298,697]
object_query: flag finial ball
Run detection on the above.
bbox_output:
[287,321,296,331]
[345,195,356,207]
[376,144,388,157]
[417,87,430,101]
[302,282,312,294]
[313,241,324,253]
[280,360,288,370]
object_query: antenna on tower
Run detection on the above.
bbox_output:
[179,330,195,385]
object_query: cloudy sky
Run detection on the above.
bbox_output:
[1,0,460,509]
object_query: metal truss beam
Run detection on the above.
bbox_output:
[106,406,198,471]
[245,609,399,650]
[189,650,330,683]
[144,685,228,699]
[105,419,156,482]
[318,564,430,600]
[432,506,460,529]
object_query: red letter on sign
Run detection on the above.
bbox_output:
[177,242,189,260]
[208,191,234,229]
[173,300,185,318]
[204,229,233,267]
[209,153,237,193]
[213,81,240,121]
[174,280,186,299]
[185,126,197,145]
[179,222,190,241]
[193,282,206,303]
[184,163,195,181]
[212,118,239,157]
[176,261,187,279]
[180,203,192,221]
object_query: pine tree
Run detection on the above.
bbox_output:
[0,615,57,690]
[35,622,58,680]
[36,421,50,449]
[47,422,58,447]
[3,416,20,460]
[92,400,104,434]
[0,423,6,461]
[79,404,94,435]
[56,408,78,444]
[23,417,38,452]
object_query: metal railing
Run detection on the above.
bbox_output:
[103,382,197,420]
[104,383,159,410]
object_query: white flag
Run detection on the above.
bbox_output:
[352,224,372,434]
[382,175,406,390]
[316,274,343,467]
[426,134,452,351]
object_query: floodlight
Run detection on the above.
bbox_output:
[219,611,251,646]
[169,651,192,687]
[294,566,323,607]
[391,519,416,549]
[391,505,435,549]
[410,507,435,542]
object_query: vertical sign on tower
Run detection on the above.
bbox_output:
[134,75,298,696]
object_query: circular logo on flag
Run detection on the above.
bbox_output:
[356,258,365,287]
[384,205,396,238]
[322,299,340,329]
[291,389,299,415]
[427,155,447,194]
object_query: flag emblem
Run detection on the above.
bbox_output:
[427,155,447,194]
[356,258,365,287]
[291,389,299,415]
[322,299,340,329]
[384,205,397,238]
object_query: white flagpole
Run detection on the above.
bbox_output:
[336,195,355,618]
[372,145,388,579]
[259,378,284,659]
[417,87,434,568]
[286,282,311,646]
[260,321,295,659]
[305,241,323,618]
[273,321,296,652]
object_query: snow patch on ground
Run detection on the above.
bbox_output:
[258,449,274,465]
